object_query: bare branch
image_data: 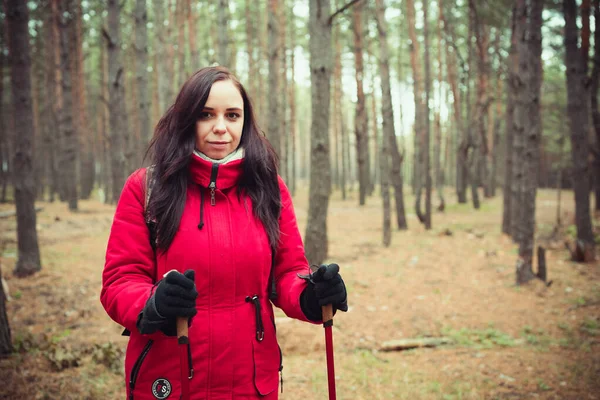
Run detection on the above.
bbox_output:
[328,0,362,25]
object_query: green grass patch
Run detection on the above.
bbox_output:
[442,326,515,348]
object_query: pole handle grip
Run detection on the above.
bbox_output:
[322,304,334,324]
[177,317,188,338]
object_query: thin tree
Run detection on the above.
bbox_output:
[590,0,600,212]
[439,0,466,203]
[422,0,432,229]
[74,2,93,200]
[0,15,7,203]
[5,0,42,277]
[152,0,167,113]
[268,0,282,163]
[135,0,151,146]
[435,4,445,211]
[105,0,128,203]
[563,0,596,261]
[289,4,297,195]
[375,0,407,230]
[503,5,518,236]
[352,0,370,206]
[305,0,360,265]
[218,0,230,66]
[0,256,12,356]
[515,0,543,285]
[58,0,78,211]
[406,0,426,221]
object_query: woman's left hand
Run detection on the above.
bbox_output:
[300,263,348,321]
[311,264,348,311]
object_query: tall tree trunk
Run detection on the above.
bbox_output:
[516,0,543,285]
[439,1,466,203]
[564,0,596,261]
[45,0,60,202]
[176,0,187,87]
[5,0,42,276]
[257,0,267,127]
[353,0,370,206]
[106,0,127,203]
[74,2,93,200]
[267,0,282,164]
[0,16,7,203]
[289,4,297,195]
[0,258,12,356]
[305,0,332,265]
[423,0,432,228]
[370,81,379,191]
[218,0,229,66]
[332,0,342,192]
[375,0,407,229]
[503,5,518,236]
[165,0,175,105]
[471,2,491,200]
[486,30,501,198]
[245,0,257,100]
[187,0,197,72]
[435,4,445,212]
[591,0,600,212]
[152,0,166,113]
[280,0,289,183]
[466,5,480,210]
[135,0,151,147]
[58,0,78,211]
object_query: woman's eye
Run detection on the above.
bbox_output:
[199,112,212,119]
[227,113,240,120]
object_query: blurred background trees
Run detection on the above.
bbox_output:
[1,0,597,272]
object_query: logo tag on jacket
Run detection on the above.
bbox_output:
[152,378,172,399]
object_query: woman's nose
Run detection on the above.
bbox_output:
[213,117,227,133]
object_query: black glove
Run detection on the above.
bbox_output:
[300,264,348,322]
[137,269,198,336]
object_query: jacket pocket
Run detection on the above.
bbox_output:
[129,340,154,400]
[251,336,281,396]
[128,337,181,400]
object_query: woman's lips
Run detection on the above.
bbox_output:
[209,142,229,148]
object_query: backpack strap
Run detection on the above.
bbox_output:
[145,165,158,252]
[268,250,277,300]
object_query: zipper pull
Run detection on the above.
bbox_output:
[209,182,216,206]
[209,163,219,206]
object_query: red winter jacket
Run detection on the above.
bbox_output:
[101,154,313,399]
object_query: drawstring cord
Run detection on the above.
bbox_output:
[245,295,264,341]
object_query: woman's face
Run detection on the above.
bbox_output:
[195,80,244,159]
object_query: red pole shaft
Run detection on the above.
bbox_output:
[177,317,190,400]
[324,326,336,400]
[322,304,336,400]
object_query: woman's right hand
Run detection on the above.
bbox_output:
[154,269,198,319]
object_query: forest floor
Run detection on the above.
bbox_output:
[0,185,599,400]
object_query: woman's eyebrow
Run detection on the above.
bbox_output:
[203,106,243,111]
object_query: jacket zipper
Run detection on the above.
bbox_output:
[209,163,219,206]
[271,317,284,393]
[129,339,154,400]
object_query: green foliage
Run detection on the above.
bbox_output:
[580,318,599,336]
[91,342,124,373]
[537,379,552,391]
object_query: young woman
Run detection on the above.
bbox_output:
[101,66,348,400]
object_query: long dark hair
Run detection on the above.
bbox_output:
[146,66,281,253]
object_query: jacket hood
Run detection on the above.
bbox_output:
[189,151,243,189]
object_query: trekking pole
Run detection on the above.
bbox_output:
[322,303,336,400]
[177,317,191,400]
